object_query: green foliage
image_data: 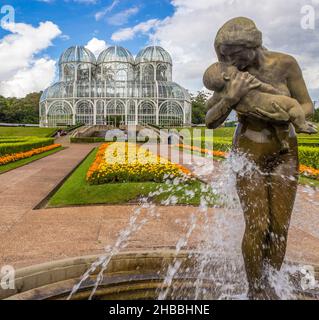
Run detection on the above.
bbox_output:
[297,139,319,147]
[313,107,319,123]
[70,137,106,143]
[191,91,210,124]
[0,92,41,124]
[299,146,319,169]
[0,136,54,156]
[210,138,232,151]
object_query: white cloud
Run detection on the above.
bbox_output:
[95,0,119,21]
[111,19,161,42]
[107,7,139,26]
[0,21,61,97]
[85,37,108,57]
[60,34,70,41]
[135,0,319,98]
[0,59,56,98]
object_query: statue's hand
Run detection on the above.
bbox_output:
[226,72,261,105]
[255,102,290,122]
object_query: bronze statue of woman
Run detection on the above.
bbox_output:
[204,17,314,300]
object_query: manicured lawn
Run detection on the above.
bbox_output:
[0,146,64,174]
[48,148,217,207]
[0,126,58,137]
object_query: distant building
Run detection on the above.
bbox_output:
[39,45,192,127]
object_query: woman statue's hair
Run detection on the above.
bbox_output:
[214,17,263,59]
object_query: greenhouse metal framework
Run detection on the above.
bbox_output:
[40,45,192,127]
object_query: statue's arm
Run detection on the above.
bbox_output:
[205,93,234,129]
[258,82,286,95]
[204,67,261,129]
[286,55,314,119]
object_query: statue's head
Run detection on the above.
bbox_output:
[214,17,262,70]
[203,62,238,92]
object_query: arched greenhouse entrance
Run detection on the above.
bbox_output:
[159,101,184,127]
[105,100,125,127]
[75,100,94,125]
[47,101,73,127]
[138,101,156,125]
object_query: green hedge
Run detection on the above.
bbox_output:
[197,138,232,152]
[187,138,319,169]
[299,146,319,169]
[297,138,319,147]
[70,137,106,143]
[0,136,54,156]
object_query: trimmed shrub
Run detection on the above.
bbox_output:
[299,146,319,169]
[70,137,106,143]
[0,136,54,156]
[192,138,319,170]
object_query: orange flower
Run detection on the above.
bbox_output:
[86,143,110,180]
[299,164,319,179]
[0,144,61,166]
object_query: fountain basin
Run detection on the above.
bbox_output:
[1,250,318,300]
[1,250,202,300]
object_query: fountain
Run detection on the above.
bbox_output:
[1,17,319,301]
[1,152,319,300]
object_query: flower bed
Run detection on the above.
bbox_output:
[0,144,62,166]
[299,165,319,180]
[87,143,191,184]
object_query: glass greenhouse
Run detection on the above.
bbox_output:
[40,45,192,127]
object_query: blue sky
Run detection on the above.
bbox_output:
[0,0,174,61]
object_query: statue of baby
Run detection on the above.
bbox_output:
[204,62,317,152]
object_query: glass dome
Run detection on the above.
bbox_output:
[97,46,134,64]
[135,46,172,65]
[43,82,74,99]
[157,82,191,101]
[59,46,96,65]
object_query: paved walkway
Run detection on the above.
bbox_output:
[0,139,97,262]
[0,141,318,270]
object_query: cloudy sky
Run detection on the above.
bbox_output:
[1,0,319,99]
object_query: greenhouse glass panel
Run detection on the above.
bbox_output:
[159,101,184,127]
[47,101,73,127]
[138,101,156,125]
[75,101,94,125]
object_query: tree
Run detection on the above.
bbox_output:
[313,107,319,122]
[191,91,211,124]
[0,92,41,124]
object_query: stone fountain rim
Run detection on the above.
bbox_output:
[2,249,318,300]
